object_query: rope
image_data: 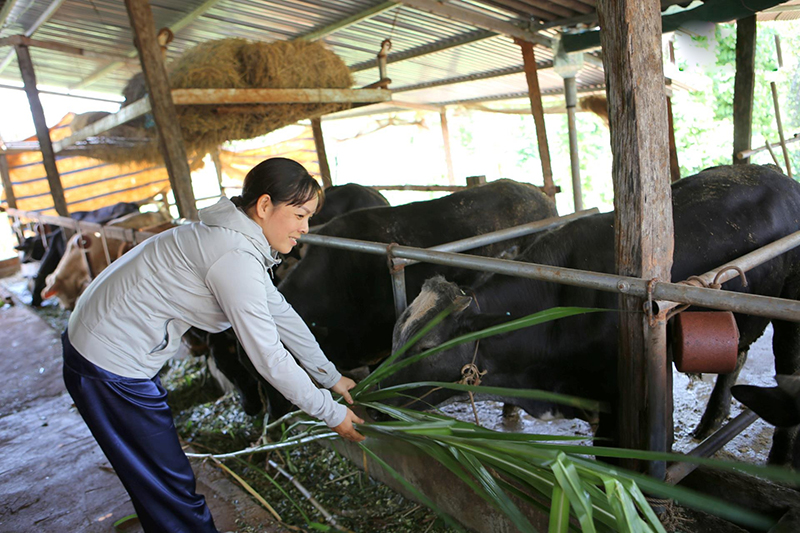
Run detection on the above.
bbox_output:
[666,265,748,320]
[401,291,488,425]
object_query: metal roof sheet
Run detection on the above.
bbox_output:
[0,0,795,111]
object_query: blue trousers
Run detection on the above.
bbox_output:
[62,330,218,533]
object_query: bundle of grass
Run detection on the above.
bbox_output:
[79,38,353,164]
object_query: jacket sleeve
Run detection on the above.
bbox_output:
[264,276,342,389]
[205,250,347,427]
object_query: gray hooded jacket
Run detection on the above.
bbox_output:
[68,197,347,427]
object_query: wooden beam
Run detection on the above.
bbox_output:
[0,154,16,209]
[597,0,673,479]
[210,149,225,191]
[0,0,67,74]
[15,44,68,217]
[516,38,556,200]
[666,92,680,182]
[733,15,756,165]
[440,109,456,185]
[170,88,392,105]
[770,81,793,178]
[0,35,140,65]
[298,1,398,41]
[53,96,150,152]
[124,0,197,220]
[311,118,333,189]
[397,0,553,47]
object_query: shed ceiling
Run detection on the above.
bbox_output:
[0,0,794,111]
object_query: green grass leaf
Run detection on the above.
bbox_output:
[549,484,571,533]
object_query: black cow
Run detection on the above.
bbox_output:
[273,184,390,282]
[732,375,800,468]
[386,165,800,465]
[27,202,140,306]
[314,183,390,227]
[212,180,558,418]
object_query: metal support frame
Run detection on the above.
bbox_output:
[297,227,800,324]
[664,410,760,485]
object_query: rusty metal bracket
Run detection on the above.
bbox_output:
[377,38,392,81]
[644,278,665,328]
[665,265,749,321]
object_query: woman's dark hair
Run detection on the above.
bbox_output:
[230,158,324,213]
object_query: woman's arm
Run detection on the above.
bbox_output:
[205,250,347,428]
[263,278,342,389]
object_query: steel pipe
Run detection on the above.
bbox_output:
[395,209,599,267]
[299,233,800,323]
[664,410,759,485]
[660,229,800,313]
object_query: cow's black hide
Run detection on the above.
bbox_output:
[385,165,800,465]
[213,180,558,419]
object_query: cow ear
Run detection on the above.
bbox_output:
[42,280,61,300]
[452,295,473,314]
[731,384,800,427]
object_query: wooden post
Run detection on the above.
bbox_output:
[515,39,556,200]
[124,0,197,220]
[597,0,674,480]
[15,44,69,217]
[466,175,486,188]
[564,76,583,211]
[666,89,680,182]
[770,82,793,178]
[210,149,225,192]
[733,15,756,165]
[0,154,15,209]
[311,118,333,189]
[440,109,456,185]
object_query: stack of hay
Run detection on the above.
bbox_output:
[74,39,353,164]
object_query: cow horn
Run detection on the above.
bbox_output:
[453,295,473,313]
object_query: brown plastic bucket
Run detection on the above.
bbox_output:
[672,312,739,374]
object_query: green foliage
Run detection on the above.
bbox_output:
[673,21,800,176]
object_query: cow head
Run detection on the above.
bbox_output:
[41,233,96,310]
[731,375,800,428]
[380,276,479,410]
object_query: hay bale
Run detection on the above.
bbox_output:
[84,39,353,165]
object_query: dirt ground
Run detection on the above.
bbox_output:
[0,281,284,533]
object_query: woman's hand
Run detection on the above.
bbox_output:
[332,408,365,442]
[331,376,357,404]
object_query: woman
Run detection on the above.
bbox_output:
[62,157,364,533]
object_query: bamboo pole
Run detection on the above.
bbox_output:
[770,81,793,178]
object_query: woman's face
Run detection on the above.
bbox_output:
[249,194,318,254]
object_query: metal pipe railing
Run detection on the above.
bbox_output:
[664,410,760,485]
[6,208,159,243]
[394,208,599,268]
[660,229,800,313]
[299,233,800,323]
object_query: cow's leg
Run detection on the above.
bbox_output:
[693,349,748,440]
[770,316,800,466]
[209,333,264,416]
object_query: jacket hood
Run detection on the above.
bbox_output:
[199,197,280,267]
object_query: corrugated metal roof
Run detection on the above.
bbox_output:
[0,0,795,110]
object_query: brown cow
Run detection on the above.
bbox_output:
[42,211,172,309]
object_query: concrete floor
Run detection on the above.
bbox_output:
[0,282,284,533]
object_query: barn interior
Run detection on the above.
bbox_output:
[2,0,800,532]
